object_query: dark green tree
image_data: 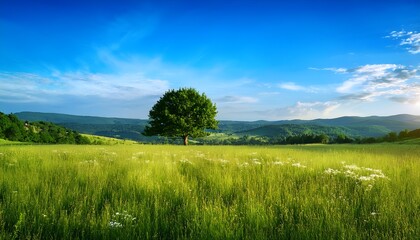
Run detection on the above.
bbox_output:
[398,129,409,139]
[143,88,218,145]
[384,132,398,142]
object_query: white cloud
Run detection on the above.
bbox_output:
[278,82,305,91]
[287,101,341,118]
[320,64,420,104]
[250,101,342,120]
[388,30,420,54]
[216,96,258,104]
[309,67,348,73]
[0,71,169,102]
[336,64,400,93]
[278,82,319,93]
[55,71,168,99]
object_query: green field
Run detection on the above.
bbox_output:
[0,144,419,239]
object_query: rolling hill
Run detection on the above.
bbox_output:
[14,112,420,142]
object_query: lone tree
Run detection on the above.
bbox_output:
[143,88,218,145]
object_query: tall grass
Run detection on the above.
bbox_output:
[0,144,419,239]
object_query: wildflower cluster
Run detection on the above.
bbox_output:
[179,159,193,164]
[324,163,389,189]
[109,211,137,229]
[131,152,145,160]
[236,156,308,169]
[291,162,307,168]
[79,159,99,166]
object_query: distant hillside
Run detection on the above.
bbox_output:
[14,112,420,142]
[16,111,147,125]
[15,112,151,142]
[270,114,420,132]
[235,124,392,138]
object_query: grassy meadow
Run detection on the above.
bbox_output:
[0,143,419,239]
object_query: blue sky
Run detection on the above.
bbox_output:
[1,0,419,120]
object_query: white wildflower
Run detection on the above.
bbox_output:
[219,159,229,164]
[180,159,192,164]
[292,163,306,168]
[358,176,372,181]
[273,161,284,165]
[344,170,357,178]
[344,165,361,171]
[324,168,341,175]
[109,221,123,228]
[110,211,136,228]
[239,162,249,167]
[370,173,385,179]
[80,160,98,166]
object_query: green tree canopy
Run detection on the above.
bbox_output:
[143,88,218,145]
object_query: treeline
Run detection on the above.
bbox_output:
[195,129,420,145]
[355,129,420,144]
[196,134,342,145]
[0,112,90,144]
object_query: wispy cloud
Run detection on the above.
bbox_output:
[0,71,169,102]
[0,48,261,118]
[336,64,402,93]
[388,30,420,54]
[287,63,420,119]
[313,64,419,104]
[103,11,160,51]
[287,101,341,118]
[0,70,170,118]
[216,96,258,104]
[309,67,348,73]
[252,101,341,120]
[278,82,319,93]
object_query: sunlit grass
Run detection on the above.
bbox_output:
[0,144,419,239]
[82,134,139,145]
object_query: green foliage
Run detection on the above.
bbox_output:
[143,88,218,145]
[0,144,418,239]
[0,112,90,144]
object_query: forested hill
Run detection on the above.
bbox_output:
[15,111,148,125]
[14,112,420,143]
[0,112,89,144]
[219,114,420,133]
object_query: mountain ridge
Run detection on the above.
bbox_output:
[14,111,420,142]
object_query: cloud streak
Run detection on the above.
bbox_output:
[278,82,305,91]
[216,96,258,104]
[0,71,169,102]
[388,30,420,54]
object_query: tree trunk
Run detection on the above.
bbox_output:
[183,135,189,145]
